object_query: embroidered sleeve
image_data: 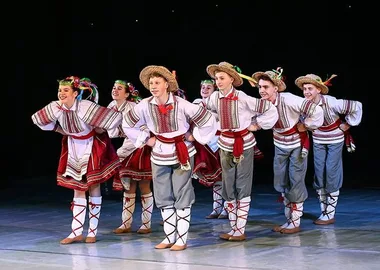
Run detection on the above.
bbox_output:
[186,100,217,145]
[300,99,324,130]
[124,106,141,127]
[106,101,124,138]
[79,100,122,130]
[245,93,278,130]
[123,100,146,128]
[190,106,212,128]
[121,102,148,147]
[31,101,62,131]
[333,98,363,126]
[205,92,219,121]
[300,99,317,117]
[252,99,272,114]
[300,99,323,130]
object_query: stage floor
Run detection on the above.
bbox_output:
[0,180,379,270]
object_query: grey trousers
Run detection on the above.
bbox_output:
[313,141,344,193]
[273,145,308,202]
[151,156,195,210]
[220,147,254,201]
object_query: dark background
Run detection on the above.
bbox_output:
[8,1,372,195]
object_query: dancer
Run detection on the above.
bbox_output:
[123,65,217,251]
[206,62,278,241]
[193,79,227,219]
[296,73,362,225]
[31,76,122,244]
[250,68,323,234]
[107,80,153,234]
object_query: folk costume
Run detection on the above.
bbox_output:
[206,62,279,241]
[32,76,122,244]
[123,66,218,251]
[296,74,362,225]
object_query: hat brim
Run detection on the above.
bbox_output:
[139,65,179,92]
[252,72,286,92]
[206,64,243,87]
[295,77,328,94]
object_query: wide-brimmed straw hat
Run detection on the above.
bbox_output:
[139,65,179,92]
[252,67,287,92]
[206,62,247,87]
[295,74,337,94]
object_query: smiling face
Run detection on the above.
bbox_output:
[302,83,321,101]
[57,84,78,108]
[200,82,215,99]
[257,77,278,103]
[111,82,129,101]
[148,75,169,99]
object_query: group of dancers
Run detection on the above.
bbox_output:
[32,61,362,251]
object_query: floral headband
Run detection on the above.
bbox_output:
[114,80,142,103]
[200,79,216,87]
[59,76,99,103]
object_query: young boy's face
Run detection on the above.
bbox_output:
[149,76,169,98]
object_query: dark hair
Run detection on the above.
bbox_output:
[258,74,276,85]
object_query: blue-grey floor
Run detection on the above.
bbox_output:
[0,177,379,270]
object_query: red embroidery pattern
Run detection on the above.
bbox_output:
[149,96,178,133]
[273,94,289,129]
[218,91,239,130]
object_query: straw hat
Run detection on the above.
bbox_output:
[295,74,337,94]
[206,62,244,87]
[139,65,179,92]
[252,67,287,92]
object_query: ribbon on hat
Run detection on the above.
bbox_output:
[272,67,286,81]
[233,65,242,73]
[234,66,257,83]
[323,74,337,86]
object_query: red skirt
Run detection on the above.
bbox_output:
[113,145,152,191]
[57,132,120,191]
[193,141,222,187]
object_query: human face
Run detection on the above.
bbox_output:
[200,82,215,98]
[149,76,169,99]
[57,85,77,107]
[302,83,321,101]
[215,71,233,92]
[112,83,129,101]
[258,79,277,102]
